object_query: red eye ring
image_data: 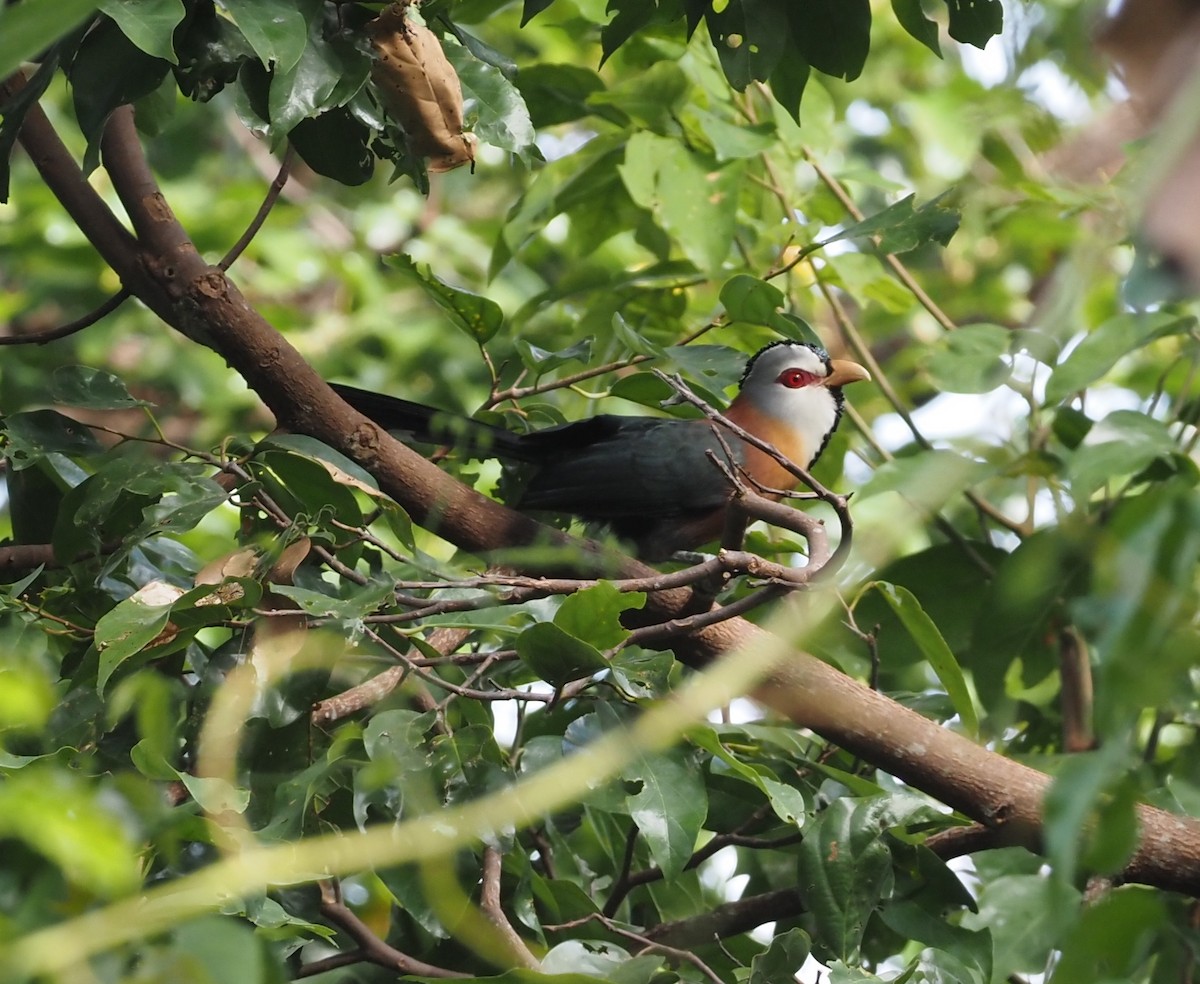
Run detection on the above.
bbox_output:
[778,368,817,388]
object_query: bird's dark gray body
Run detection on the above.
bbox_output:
[330,342,867,558]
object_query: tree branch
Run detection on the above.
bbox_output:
[305,880,466,979]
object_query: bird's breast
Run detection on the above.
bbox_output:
[723,404,813,495]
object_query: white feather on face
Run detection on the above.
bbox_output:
[736,342,845,467]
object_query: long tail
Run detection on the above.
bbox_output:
[330,382,537,461]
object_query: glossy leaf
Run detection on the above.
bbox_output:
[750,927,812,984]
[517,622,608,686]
[1044,312,1191,403]
[0,0,100,82]
[99,0,184,64]
[621,133,742,274]
[822,192,960,254]
[866,581,980,736]
[798,798,894,960]
[891,0,941,55]
[220,0,308,73]
[943,0,1003,47]
[624,751,707,880]
[446,45,536,156]
[922,323,1012,394]
[388,253,504,342]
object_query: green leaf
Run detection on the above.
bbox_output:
[1044,312,1191,403]
[69,15,171,172]
[99,0,184,64]
[446,45,536,157]
[767,48,811,123]
[94,592,175,691]
[2,410,103,470]
[720,275,824,346]
[880,900,992,982]
[857,449,991,511]
[516,63,607,127]
[891,0,940,55]
[49,365,151,409]
[265,6,369,147]
[695,109,777,161]
[219,0,308,73]
[172,917,265,984]
[1052,406,1092,449]
[516,622,608,687]
[750,927,812,984]
[388,253,504,342]
[624,752,707,880]
[589,61,690,131]
[599,0,675,65]
[822,192,960,254]
[272,579,395,621]
[962,874,1078,978]
[1042,743,1134,884]
[705,0,790,90]
[364,709,436,775]
[867,582,980,736]
[786,0,871,82]
[798,798,894,960]
[621,133,742,274]
[943,0,1003,48]
[289,107,373,185]
[1052,887,1167,984]
[490,132,625,277]
[922,323,1012,394]
[1083,483,1200,716]
[0,0,101,83]
[176,772,251,815]
[689,726,810,824]
[172,2,257,101]
[720,274,785,324]
[968,528,1088,705]
[555,582,644,651]
[0,767,141,896]
[1067,410,1177,499]
[515,338,593,375]
[520,0,556,26]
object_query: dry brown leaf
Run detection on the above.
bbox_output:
[195,546,259,585]
[369,2,475,173]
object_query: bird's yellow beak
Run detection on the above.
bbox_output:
[824,359,871,388]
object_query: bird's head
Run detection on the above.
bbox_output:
[735,341,871,467]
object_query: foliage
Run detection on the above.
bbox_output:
[2,0,1200,982]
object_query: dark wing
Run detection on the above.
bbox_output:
[515,416,744,519]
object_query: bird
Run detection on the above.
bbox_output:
[332,341,869,559]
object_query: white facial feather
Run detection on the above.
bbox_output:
[738,342,843,466]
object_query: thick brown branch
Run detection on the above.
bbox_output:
[312,626,471,725]
[645,888,804,949]
[480,846,539,970]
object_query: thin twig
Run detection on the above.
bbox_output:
[0,289,130,346]
[219,148,294,270]
[484,319,722,407]
[799,143,958,333]
[545,914,725,984]
[302,880,466,979]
